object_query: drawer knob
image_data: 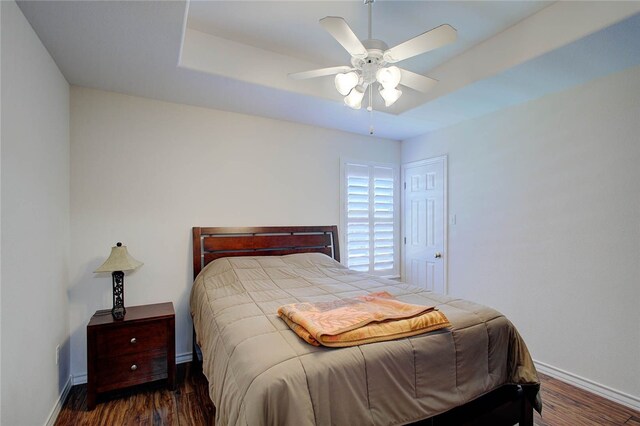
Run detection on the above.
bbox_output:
[130,337,137,344]
[130,364,138,371]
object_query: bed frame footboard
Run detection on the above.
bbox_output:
[424,384,533,426]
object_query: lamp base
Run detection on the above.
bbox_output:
[112,270,126,321]
[112,305,126,320]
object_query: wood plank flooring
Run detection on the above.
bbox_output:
[55,363,215,426]
[533,374,639,426]
[55,364,639,425]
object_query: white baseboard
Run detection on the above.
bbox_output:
[73,372,87,385]
[45,375,72,426]
[534,360,640,411]
[176,351,192,364]
[72,352,193,385]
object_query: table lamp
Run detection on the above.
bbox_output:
[95,242,143,320]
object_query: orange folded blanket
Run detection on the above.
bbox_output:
[277,291,451,347]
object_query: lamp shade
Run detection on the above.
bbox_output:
[94,242,143,273]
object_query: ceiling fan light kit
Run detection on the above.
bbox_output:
[288,0,457,112]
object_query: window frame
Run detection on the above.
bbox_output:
[340,158,401,278]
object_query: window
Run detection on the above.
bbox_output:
[341,160,400,277]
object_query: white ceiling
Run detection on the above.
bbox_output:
[17,1,640,140]
[187,1,550,76]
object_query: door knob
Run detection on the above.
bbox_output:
[434,252,442,259]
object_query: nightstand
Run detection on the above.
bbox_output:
[86,302,175,410]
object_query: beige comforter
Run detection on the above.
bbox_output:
[190,253,540,426]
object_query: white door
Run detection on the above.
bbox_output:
[402,156,447,293]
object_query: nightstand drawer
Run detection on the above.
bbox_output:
[95,349,167,392]
[96,321,168,359]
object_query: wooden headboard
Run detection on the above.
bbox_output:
[192,226,340,279]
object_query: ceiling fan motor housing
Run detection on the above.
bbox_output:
[351,39,389,84]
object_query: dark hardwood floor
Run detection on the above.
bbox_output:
[55,363,215,426]
[55,363,639,426]
[533,374,639,426]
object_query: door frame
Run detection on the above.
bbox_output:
[401,155,449,294]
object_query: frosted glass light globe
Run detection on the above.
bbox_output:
[335,72,359,96]
[375,66,401,89]
[344,85,365,109]
[379,86,402,107]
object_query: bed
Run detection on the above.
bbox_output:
[190,226,540,425]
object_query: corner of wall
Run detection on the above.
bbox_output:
[1,1,71,424]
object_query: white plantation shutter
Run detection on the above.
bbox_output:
[342,161,399,276]
[373,167,395,272]
[346,164,371,272]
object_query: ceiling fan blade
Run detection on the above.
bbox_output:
[288,66,353,80]
[384,24,457,63]
[398,68,438,93]
[320,17,368,59]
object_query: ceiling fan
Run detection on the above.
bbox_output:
[289,0,456,110]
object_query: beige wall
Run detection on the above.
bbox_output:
[69,87,401,378]
[402,65,640,401]
[1,1,71,424]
